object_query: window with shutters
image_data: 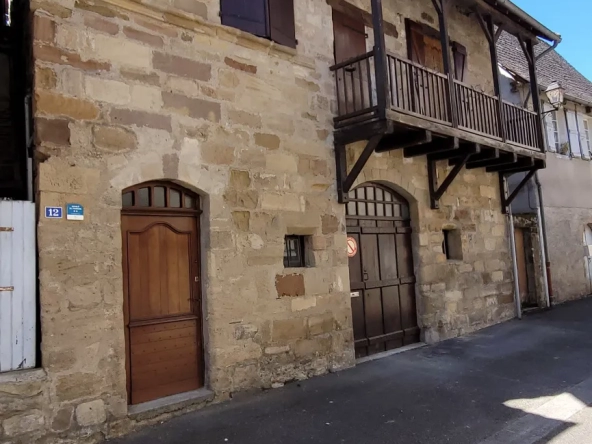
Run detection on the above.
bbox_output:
[220,0,297,48]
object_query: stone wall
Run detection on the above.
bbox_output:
[1,0,511,442]
[348,144,515,342]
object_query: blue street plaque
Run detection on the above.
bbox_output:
[66,204,84,221]
[45,207,63,219]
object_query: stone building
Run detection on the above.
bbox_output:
[498,31,592,306]
[0,0,558,442]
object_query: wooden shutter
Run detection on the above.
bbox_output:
[408,25,426,65]
[566,110,582,157]
[220,0,268,38]
[332,9,366,64]
[268,0,296,48]
[577,113,590,159]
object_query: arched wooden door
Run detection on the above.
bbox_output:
[121,182,203,405]
[346,183,419,358]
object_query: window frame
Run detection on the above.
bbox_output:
[452,42,467,82]
[550,110,560,151]
[283,235,306,268]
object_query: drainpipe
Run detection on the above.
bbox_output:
[534,173,553,306]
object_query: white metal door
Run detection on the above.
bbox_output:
[0,200,36,372]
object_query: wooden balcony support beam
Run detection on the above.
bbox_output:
[404,136,459,158]
[371,0,389,118]
[376,130,432,152]
[450,147,497,166]
[499,167,538,214]
[427,142,480,161]
[337,134,384,203]
[487,156,535,173]
[428,151,473,209]
[468,153,518,170]
[432,0,458,127]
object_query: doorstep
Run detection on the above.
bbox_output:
[128,388,215,422]
[356,342,427,365]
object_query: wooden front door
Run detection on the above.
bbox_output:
[333,9,369,116]
[121,182,203,405]
[346,184,420,358]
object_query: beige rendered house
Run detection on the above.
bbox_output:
[498,31,592,307]
[0,0,559,442]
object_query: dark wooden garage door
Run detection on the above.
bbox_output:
[121,182,203,405]
[346,183,419,358]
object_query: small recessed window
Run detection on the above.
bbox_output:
[284,235,307,268]
[443,229,463,261]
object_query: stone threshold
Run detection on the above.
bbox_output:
[0,367,47,384]
[356,342,427,365]
[128,388,215,422]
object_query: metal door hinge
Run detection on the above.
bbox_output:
[195,276,199,282]
[0,287,14,292]
[0,227,14,232]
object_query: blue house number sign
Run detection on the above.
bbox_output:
[66,204,84,221]
[45,207,63,219]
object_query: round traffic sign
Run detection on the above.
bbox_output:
[347,237,358,258]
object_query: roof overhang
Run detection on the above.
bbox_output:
[459,0,561,44]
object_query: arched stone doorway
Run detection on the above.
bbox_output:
[346,183,420,358]
[121,181,204,405]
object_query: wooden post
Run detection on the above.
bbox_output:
[433,0,458,127]
[525,38,546,152]
[485,15,506,141]
[371,0,389,119]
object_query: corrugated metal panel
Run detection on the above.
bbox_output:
[0,200,36,372]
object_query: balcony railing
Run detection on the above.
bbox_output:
[331,52,542,152]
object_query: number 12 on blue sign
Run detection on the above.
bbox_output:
[45,207,63,219]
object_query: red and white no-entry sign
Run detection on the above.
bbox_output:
[347,236,358,258]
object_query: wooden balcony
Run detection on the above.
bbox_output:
[331,51,544,156]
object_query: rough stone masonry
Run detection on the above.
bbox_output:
[0,0,514,442]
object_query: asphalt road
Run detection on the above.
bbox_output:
[110,298,592,444]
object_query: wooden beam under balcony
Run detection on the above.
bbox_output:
[375,130,432,153]
[385,109,545,161]
[404,137,459,158]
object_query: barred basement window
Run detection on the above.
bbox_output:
[284,235,306,268]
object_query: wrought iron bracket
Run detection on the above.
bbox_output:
[499,167,538,214]
[335,134,384,204]
[428,152,472,209]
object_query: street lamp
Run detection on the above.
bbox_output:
[544,81,565,111]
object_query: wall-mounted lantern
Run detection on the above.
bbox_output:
[545,81,565,110]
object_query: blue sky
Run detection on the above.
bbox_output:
[512,0,592,80]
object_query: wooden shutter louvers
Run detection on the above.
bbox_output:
[268,0,296,48]
[220,0,268,38]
